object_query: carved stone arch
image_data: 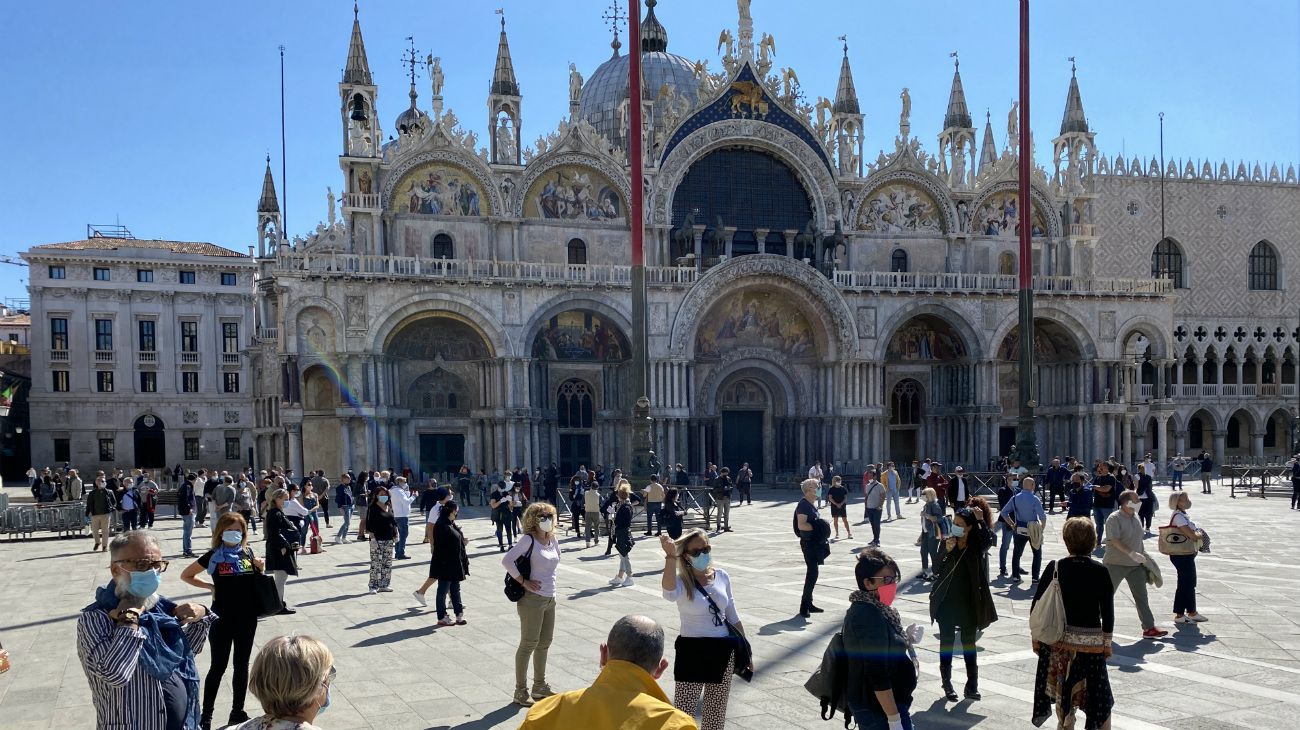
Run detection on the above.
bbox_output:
[522,294,633,353]
[855,170,958,234]
[1186,407,1222,433]
[367,294,509,357]
[514,152,632,220]
[1117,316,1171,359]
[654,121,839,227]
[1226,406,1260,435]
[696,353,805,418]
[286,298,345,356]
[969,180,1063,238]
[988,304,1098,360]
[669,254,856,359]
[874,302,985,362]
[379,148,505,215]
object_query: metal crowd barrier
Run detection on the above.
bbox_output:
[1,501,110,541]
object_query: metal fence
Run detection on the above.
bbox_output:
[0,502,108,540]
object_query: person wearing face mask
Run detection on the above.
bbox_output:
[610,484,636,587]
[234,635,333,730]
[77,530,215,730]
[659,528,748,730]
[263,489,299,615]
[928,508,998,702]
[431,501,470,627]
[998,477,1047,583]
[85,477,118,552]
[503,502,563,707]
[1103,490,1168,638]
[366,487,398,594]
[843,548,920,730]
[180,514,266,730]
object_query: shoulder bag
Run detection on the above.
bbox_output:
[503,536,536,602]
[1028,561,1066,645]
[690,574,753,682]
[246,548,286,618]
[1157,512,1200,556]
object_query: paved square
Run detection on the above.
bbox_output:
[1,481,1296,730]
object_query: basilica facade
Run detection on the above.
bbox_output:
[248,2,1300,482]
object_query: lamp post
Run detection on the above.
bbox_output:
[1009,0,1041,472]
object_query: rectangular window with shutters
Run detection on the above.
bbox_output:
[137,269,153,283]
[99,438,115,462]
[52,370,70,392]
[181,371,199,393]
[93,267,110,281]
[140,371,157,393]
[96,371,114,393]
[54,438,70,463]
[95,319,113,350]
[50,318,68,350]
[180,321,198,352]
[184,437,200,461]
[138,320,156,351]
[48,265,65,280]
[179,270,196,284]
[223,372,240,393]
[222,323,239,353]
[225,437,240,460]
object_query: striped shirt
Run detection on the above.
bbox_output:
[77,598,215,730]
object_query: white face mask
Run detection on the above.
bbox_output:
[538,518,555,534]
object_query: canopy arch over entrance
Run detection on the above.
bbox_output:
[697,360,799,482]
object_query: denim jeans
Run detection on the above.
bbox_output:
[181,514,194,555]
[395,516,410,558]
[1093,506,1114,544]
[436,579,463,620]
[1172,471,1184,490]
[1012,532,1042,580]
[867,508,883,543]
[1170,553,1197,615]
[849,701,912,730]
[122,509,139,531]
[336,507,353,542]
[885,488,902,519]
[921,532,940,573]
[645,502,662,533]
[998,522,1013,574]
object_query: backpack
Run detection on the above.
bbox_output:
[803,630,852,728]
[1029,561,1066,645]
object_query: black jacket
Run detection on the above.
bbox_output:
[929,527,998,630]
[264,507,299,575]
[432,520,470,581]
[842,600,917,712]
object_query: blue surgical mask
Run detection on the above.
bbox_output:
[690,552,712,571]
[221,530,243,546]
[950,525,965,538]
[126,568,162,598]
[378,495,389,504]
[319,684,331,714]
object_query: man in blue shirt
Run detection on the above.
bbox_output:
[998,477,1046,583]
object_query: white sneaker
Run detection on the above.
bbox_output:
[332,538,341,546]
[413,591,427,607]
[1188,613,1209,623]
[1174,614,1192,624]
[369,589,378,594]
[621,577,635,587]
[608,576,623,586]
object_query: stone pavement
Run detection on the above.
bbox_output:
[1,480,1297,730]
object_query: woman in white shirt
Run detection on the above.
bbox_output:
[501,502,562,708]
[659,528,748,730]
[1167,492,1209,623]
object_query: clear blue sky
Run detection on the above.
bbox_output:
[2,0,1297,300]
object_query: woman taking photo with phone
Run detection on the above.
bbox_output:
[928,507,997,702]
[660,528,749,730]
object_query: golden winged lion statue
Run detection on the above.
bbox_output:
[728,81,768,119]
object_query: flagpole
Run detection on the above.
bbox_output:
[628,3,653,479]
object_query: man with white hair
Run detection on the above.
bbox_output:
[389,476,416,560]
[77,530,215,730]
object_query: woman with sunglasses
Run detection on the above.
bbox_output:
[366,486,398,594]
[928,507,998,702]
[844,548,920,730]
[181,513,266,730]
[235,635,333,730]
[659,528,749,730]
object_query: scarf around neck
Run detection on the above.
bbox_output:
[850,589,908,646]
[206,544,248,575]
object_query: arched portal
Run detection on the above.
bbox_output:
[716,373,778,483]
[301,365,343,478]
[133,414,166,469]
[556,379,595,477]
[888,379,925,465]
[882,313,974,465]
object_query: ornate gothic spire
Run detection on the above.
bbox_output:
[342,2,373,85]
[490,11,520,97]
[1060,60,1089,134]
[641,0,668,53]
[979,110,998,173]
[943,53,973,130]
[258,156,280,213]
[833,39,860,115]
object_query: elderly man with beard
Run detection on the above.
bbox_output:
[77,530,215,730]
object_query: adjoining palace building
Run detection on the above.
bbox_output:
[26,2,1300,479]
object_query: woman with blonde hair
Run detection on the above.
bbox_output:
[502,501,562,707]
[610,482,636,587]
[181,512,266,729]
[263,488,298,615]
[920,487,944,581]
[234,635,334,730]
[659,528,748,730]
[1167,491,1209,624]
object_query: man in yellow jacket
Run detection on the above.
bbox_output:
[521,614,698,730]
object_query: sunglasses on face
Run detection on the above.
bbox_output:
[870,574,899,585]
[685,546,712,558]
[114,559,169,573]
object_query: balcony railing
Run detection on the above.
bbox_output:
[93,350,114,364]
[222,353,241,365]
[1138,384,1153,399]
[257,328,278,342]
[343,192,379,209]
[1069,223,1097,237]
[178,351,200,365]
[273,253,1172,296]
[136,351,157,365]
[49,349,69,362]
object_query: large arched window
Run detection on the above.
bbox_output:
[557,379,594,429]
[1151,238,1185,288]
[1249,241,1278,290]
[432,233,454,260]
[890,249,909,273]
[889,380,923,425]
[566,238,587,265]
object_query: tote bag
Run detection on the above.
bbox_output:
[1028,563,1066,645]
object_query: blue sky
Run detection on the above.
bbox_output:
[2,0,1297,300]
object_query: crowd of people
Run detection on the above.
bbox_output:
[24,447,1222,730]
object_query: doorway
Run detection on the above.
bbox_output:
[888,379,923,465]
[419,433,465,482]
[721,410,764,482]
[133,414,166,469]
[999,427,1016,458]
[558,434,592,478]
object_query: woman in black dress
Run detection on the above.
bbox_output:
[929,506,998,702]
[262,488,298,615]
[432,501,470,627]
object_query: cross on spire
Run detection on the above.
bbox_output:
[838,34,847,55]
[951,50,959,69]
[602,0,626,53]
[496,7,506,30]
[401,36,427,87]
